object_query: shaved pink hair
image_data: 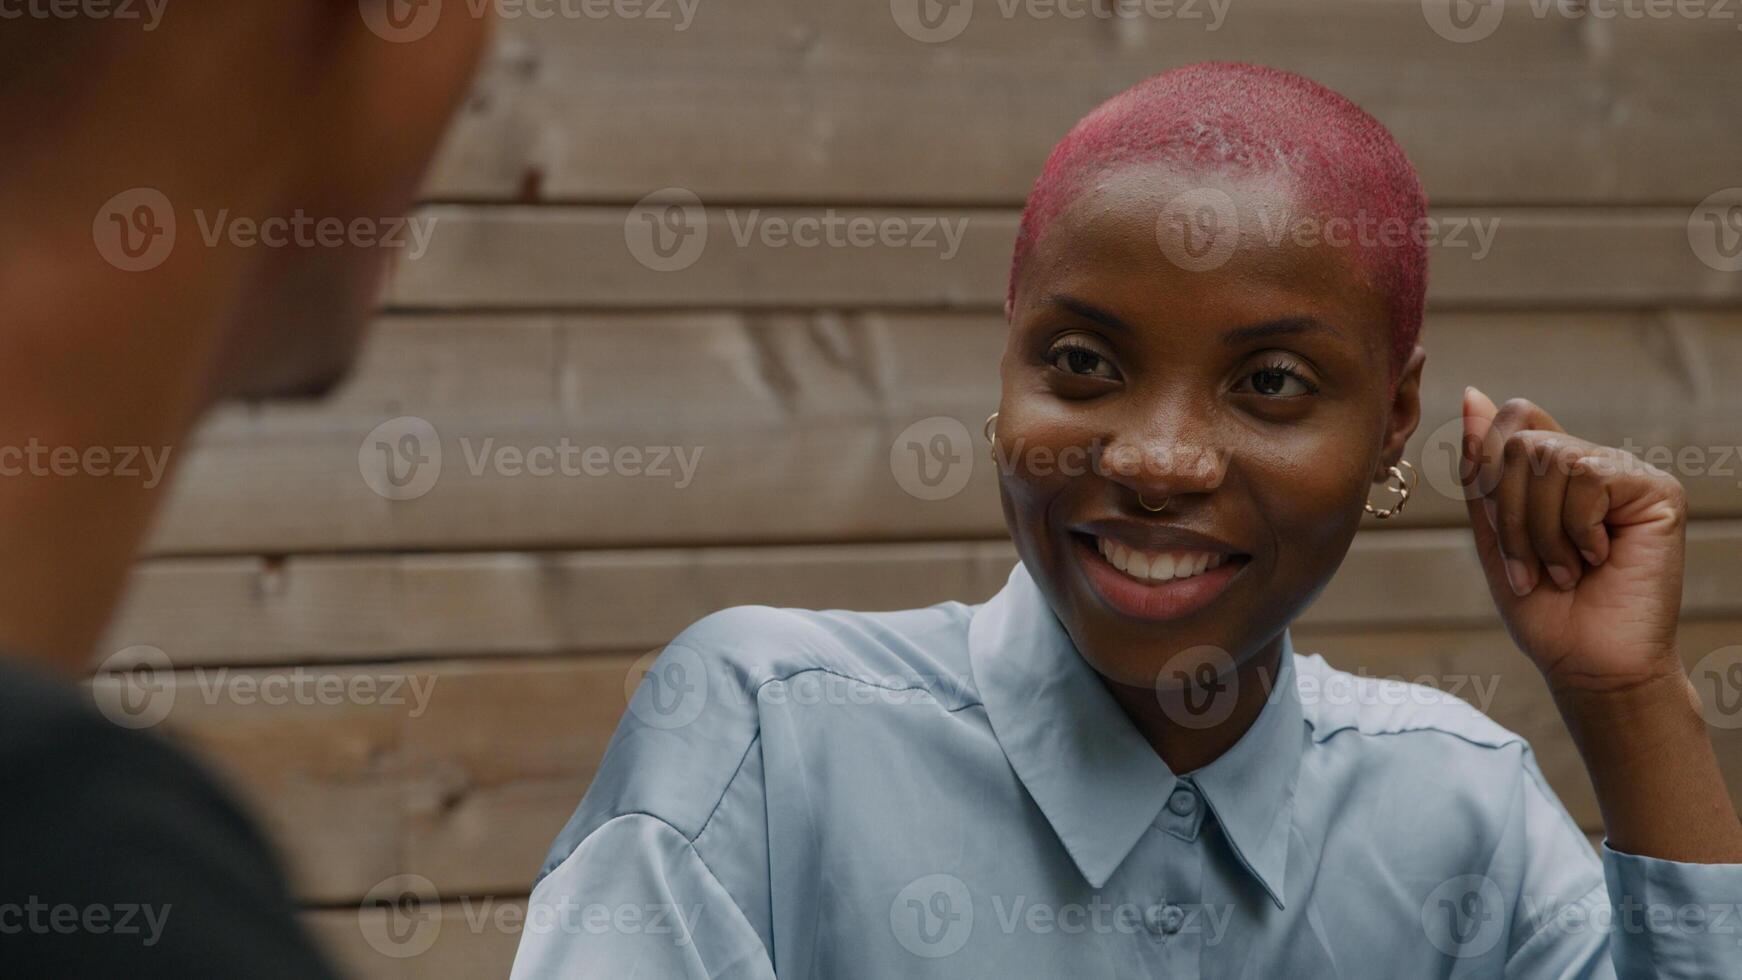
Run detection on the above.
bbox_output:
[1009,62,1428,389]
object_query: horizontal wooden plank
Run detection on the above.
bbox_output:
[117,621,1742,907]
[428,0,1742,205]
[304,898,525,980]
[384,206,1742,310]
[105,523,1742,668]
[152,310,1742,555]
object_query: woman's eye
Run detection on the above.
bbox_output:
[1239,363,1320,398]
[1046,343,1118,380]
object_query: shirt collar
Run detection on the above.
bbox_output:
[969,560,1303,908]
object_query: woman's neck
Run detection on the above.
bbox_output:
[1102,632,1290,775]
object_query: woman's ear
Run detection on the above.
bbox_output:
[1004,295,1015,323]
[1376,344,1427,482]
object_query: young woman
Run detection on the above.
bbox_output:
[512,63,1742,979]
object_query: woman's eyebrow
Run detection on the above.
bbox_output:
[1049,294,1132,333]
[1221,317,1342,346]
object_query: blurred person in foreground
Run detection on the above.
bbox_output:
[0,4,490,975]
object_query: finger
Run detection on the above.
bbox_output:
[1522,432,1594,590]
[1563,454,1614,566]
[1491,429,1542,595]
[1473,395,1566,504]
[1460,387,1502,570]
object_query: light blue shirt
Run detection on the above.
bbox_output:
[511,560,1742,979]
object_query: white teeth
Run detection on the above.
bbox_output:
[1095,537,1232,584]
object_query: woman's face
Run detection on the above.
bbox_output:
[997,162,1424,689]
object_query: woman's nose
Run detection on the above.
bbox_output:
[1095,425,1230,503]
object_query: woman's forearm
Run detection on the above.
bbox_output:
[1554,667,1742,864]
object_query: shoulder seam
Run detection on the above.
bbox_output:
[1308,721,1526,754]
[695,730,760,844]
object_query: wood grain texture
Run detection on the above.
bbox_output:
[146,310,1742,556]
[426,1,1742,205]
[105,524,1742,668]
[380,207,1741,310]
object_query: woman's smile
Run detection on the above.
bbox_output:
[1068,522,1253,622]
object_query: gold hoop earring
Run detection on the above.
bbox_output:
[1138,492,1170,513]
[1364,458,1417,519]
[983,412,999,464]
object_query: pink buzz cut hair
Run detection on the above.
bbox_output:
[1008,61,1429,390]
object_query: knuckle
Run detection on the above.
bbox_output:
[1499,397,1537,418]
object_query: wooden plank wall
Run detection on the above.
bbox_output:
[90,4,1742,976]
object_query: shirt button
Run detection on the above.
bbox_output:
[1146,903,1186,936]
[1167,786,1198,816]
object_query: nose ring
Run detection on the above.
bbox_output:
[1138,492,1170,513]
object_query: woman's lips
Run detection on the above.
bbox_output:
[1073,533,1248,622]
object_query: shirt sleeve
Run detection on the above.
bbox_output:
[1598,841,1742,979]
[1502,745,1742,980]
[510,813,776,980]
